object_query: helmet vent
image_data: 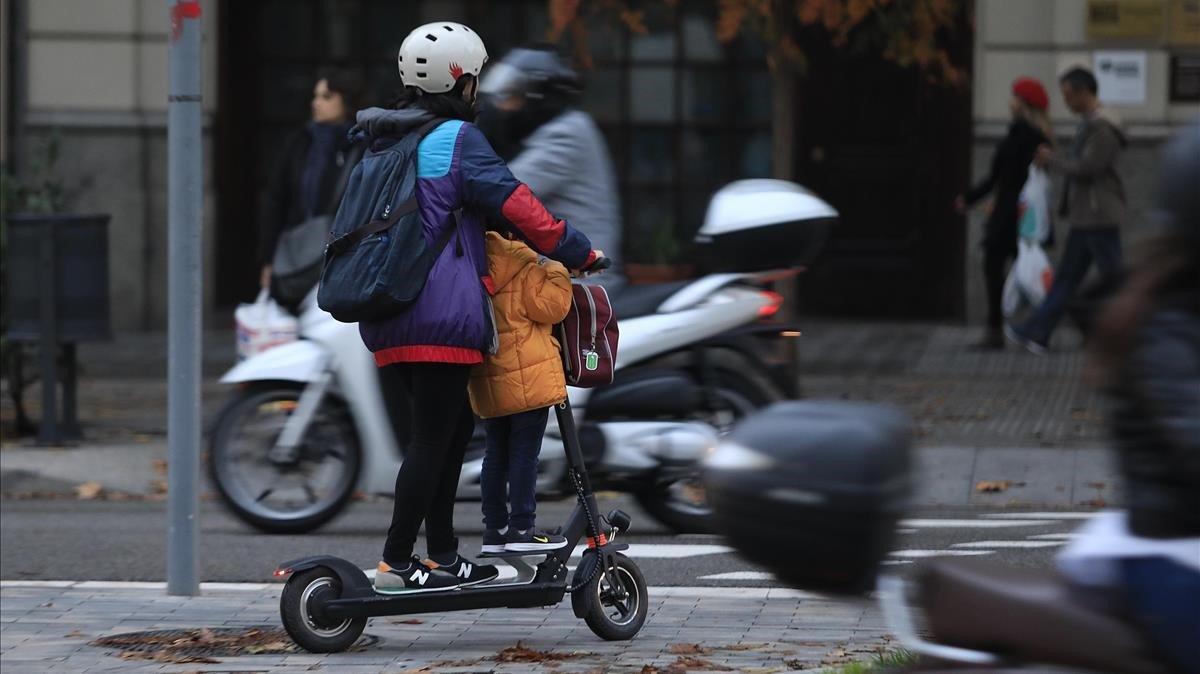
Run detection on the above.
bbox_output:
[416,57,427,64]
[443,25,454,31]
[425,33,437,42]
[416,72,427,78]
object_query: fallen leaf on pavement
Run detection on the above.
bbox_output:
[783,658,805,670]
[668,643,710,655]
[666,655,731,672]
[640,666,661,674]
[974,480,1012,493]
[75,481,104,500]
[717,643,771,652]
[494,642,588,663]
[1081,497,1107,508]
[64,629,85,638]
[742,667,786,674]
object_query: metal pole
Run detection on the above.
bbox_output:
[166,0,203,597]
[36,221,61,445]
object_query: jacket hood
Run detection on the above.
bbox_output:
[485,231,538,290]
[352,107,434,139]
[1091,106,1128,146]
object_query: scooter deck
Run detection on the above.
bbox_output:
[325,579,569,620]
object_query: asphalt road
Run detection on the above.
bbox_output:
[0,495,1092,586]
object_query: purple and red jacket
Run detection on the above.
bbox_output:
[352,108,595,367]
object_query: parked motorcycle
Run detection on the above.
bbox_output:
[209,180,835,535]
[704,403,1177,673]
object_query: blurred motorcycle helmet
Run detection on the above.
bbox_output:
[397,22,488,94]
[477,46,581,159]
[1160,119,1200,243]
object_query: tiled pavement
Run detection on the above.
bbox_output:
[1,583,892,673]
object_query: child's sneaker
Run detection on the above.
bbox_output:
[373,557,459,594]
[430,555,499,587]
[481,529,507,555]
[505,527,569,552]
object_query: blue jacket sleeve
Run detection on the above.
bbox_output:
[456,123,593,268]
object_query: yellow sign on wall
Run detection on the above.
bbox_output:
[1169,0,1200,46]
[1087,0,1167,39]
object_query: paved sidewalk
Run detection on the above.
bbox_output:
[1,582,891,673]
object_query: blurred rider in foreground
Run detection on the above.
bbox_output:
[478,46,625,292]
[1058,121,1200,673]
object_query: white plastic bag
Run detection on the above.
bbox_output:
[1002,239,1055,317]
[1017,165,1052,244]
[235,290,298,360]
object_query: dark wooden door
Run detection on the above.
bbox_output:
[791,22,972,319]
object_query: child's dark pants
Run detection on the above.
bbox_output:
[481,407,551,531]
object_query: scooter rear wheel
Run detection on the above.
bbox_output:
[574,554,648,641]
[280,567,366,653]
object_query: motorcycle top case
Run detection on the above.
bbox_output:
[703,401,912,595]
[317,118,452,323]
[693,180,836,273]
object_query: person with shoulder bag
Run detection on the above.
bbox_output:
[257,69,367,309]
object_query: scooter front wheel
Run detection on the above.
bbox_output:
[280,567,366,653]
[573,553,648,641]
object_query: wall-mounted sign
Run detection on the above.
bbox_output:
[1169,0,1200,46]
[1170,54,1200,101]
[1087,0,1167,39]
[1094,51,1148,104]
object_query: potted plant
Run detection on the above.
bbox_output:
[625,219,696,285]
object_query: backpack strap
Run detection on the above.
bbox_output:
[325,117,450,257]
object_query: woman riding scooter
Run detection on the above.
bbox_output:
[357,22,600,594]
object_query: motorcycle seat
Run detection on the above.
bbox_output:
[917,558,1168,674]
[609,281,691,319]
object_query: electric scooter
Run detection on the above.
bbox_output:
[274,261,649,653]
[275,399,647,652]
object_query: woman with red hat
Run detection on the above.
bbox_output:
[956,76,1053,349]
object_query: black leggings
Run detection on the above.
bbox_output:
[382,362,474,565]
[984,245,1016,332]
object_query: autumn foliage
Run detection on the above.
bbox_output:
[547,0,966,84]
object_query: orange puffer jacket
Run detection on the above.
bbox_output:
[469,232,573,419]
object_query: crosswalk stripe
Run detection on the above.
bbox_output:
[1030,533,1079,540]
[982,512,1099,520]
[698,571,774,581]
[952,540,1066,549]
[889,550,993,558]
[901,519,1055,528]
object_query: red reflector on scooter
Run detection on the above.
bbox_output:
[273,567,291,577]
[758,291,784,318]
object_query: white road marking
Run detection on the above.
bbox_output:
[880,560,913,566]
[569,543,733,558]
[1030,533,1079,540]
[699,571,775,581]
[982,512,1099,520]
[952,540,1065,549]
[901,519,1055,528]
[889,550,994,558]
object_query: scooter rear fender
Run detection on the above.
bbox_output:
[274,555,373,598]
[220,340,328,385]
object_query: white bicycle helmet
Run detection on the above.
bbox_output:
[397,22,488,94]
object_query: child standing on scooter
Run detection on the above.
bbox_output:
[470,230,576,554]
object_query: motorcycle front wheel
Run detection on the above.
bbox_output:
[209,384,361,534]
[633,366,776,534]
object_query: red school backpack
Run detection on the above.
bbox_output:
[558,284,619,388]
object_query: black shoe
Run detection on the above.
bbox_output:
[504,527,569,552]
[1004,323,1048,355]
[373,557,459,594]
[434,555,499,587]
[481,529,506,555]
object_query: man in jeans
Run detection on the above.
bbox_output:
[1006,66,1128,354]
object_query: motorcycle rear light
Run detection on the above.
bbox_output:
[273,567,291,577]
[758,291,784,318]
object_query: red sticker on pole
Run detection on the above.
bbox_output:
[171,0,202,42]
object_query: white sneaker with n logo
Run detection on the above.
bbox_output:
[373,559,458,594]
